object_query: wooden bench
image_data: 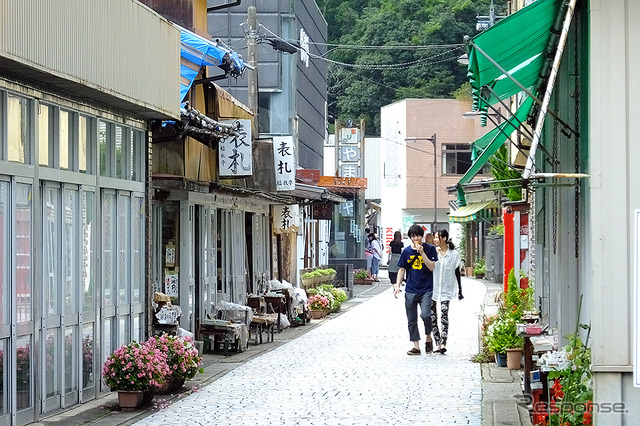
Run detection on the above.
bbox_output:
[249,314,277,345]
[198,308,250,355]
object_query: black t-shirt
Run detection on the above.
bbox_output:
[389,240,403,254]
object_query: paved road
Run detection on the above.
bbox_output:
[134,278,486,425]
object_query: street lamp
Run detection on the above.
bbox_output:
[406,134,437,232]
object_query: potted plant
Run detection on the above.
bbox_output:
[308,293,332,319]
[484,317,523,367]
[300,271,316,289]
[473,258,486,279]
[313,285,346,313]
[149,334,203,394]
[102,340,170,409]
[317,268,337,285]
[353,269,373,285]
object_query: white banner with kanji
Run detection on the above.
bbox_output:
[273,136,295,191]
[272,205,301,234]
[219,119,252,177]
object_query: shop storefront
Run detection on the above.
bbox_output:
[0,2,177,421]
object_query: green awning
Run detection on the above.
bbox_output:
[456,96,535,205]
[467,0,561,121]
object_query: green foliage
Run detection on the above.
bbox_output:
[488,223,504,235]
[320,0,506,134]
[473,314,497,363]
[353,269,369,279]
[501,268,534,320]
[488,145,523,201]
[547,324,592,426]
[484,316,523,353]
[452,81,472,100]
[473,258,486,275]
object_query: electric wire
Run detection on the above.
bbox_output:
[258,23,465,70]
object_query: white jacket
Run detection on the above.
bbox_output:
[433,248,461,302]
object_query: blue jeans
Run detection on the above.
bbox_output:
[405,291,433,342]
[371,257,380,275]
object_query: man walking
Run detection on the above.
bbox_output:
[393,224,438,355]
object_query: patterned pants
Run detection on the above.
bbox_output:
[431,300,450,347]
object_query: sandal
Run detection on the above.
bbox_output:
[425,341,433,354]
[407,347,421,356]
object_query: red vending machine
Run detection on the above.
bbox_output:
[502,201,530,292]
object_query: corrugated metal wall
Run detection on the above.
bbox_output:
[0,0,179,117]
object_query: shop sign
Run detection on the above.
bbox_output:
[273,204,300,234]
[219,119,252,177]
[402,216,414,233]
[273,136,295,191]
[164,272,179,297]
[312,202,332,220]
[340,200,354,217]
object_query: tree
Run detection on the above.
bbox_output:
[320,0,506,134]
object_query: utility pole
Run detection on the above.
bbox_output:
[426,134,437,232]
[476,0,506,31]
[247,6,258,118]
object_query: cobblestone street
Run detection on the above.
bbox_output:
[134,278,486,425]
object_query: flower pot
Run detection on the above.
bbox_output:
[154,377,185,394]
[506,348,522,370]
[495,352,508,367]
[117,390,154,410]
[354,278,374,285]
[475,273,485,279]
[310,310,329,319]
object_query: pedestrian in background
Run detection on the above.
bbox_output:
[431,229,462,354]
[424,232,434,245]
[364,227,373,274]
[387,230,403,284]
[368,233,382,282]
[393,224,438,355]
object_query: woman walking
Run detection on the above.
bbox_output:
[368,233,383,281]
[387,231,403,285]
[431,229,462,354]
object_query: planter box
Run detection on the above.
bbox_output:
[310,310,329,319]
[354,278,374,285]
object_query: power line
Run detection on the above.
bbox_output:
[308,41,464,50]
[258,23,465,71]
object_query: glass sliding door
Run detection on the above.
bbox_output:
[41,183,86,411]
[198,207,216,324]
[15,181,34,425]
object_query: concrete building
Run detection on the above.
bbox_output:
[207,0,328,171]
[378,99,497,263]
[0,1,177,423]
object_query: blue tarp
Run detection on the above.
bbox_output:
[178,25,245,102]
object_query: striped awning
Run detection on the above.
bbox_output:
[448,200,499,223]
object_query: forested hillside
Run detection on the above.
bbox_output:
[316,0,506,134]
